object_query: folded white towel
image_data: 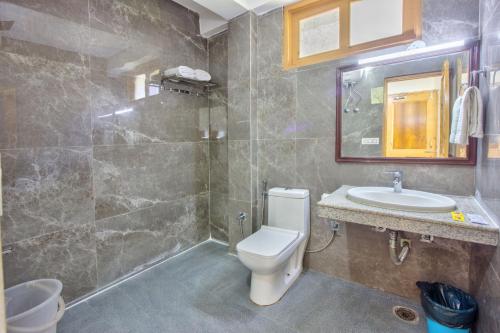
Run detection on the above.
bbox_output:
[164,66,196,79]
[452,86,484,145]
[449,96,463,144]
[194,69,211,82]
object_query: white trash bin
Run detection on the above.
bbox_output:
[6,279,65,333]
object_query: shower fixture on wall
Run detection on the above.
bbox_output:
[343,80,362,113]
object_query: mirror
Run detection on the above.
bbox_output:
[336,41,479,164]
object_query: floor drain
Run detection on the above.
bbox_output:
[393,306,419,324]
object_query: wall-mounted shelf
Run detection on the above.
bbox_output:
[153,75,218,97]
[162,76,217,89]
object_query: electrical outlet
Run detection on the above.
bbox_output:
[361,137,379,145]
[420,234,434,243]
[330,221,344,235]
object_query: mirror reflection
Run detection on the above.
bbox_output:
[339,50,472,160]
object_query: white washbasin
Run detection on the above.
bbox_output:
[346,187,457,213]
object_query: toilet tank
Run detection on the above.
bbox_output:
[267,188,310,235]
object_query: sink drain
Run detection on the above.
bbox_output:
[393,306,419,324]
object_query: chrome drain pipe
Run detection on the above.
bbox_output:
[389,230,410,265]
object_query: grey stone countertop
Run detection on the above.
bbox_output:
[317,185,499,246]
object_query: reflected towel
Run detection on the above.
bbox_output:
[464,86,484,139]
[449,96,463,144]
[164,66,196,79]
[194,69,211,82]
[452,86,483,145]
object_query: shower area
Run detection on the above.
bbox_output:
[0,0,252,303]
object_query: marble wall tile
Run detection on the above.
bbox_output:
[295,138,336,203]
[257,75,297,139]
[209,89,228,140]
[304,218,350,282]
[297,139,475,197]
[476,137,500,217]
[209,192,229,243]
[162,25,208,71]
[481,0,500,35]
[3,225,97,301]
[347,224,472,300]
[94,142,209,220]
[228,13,252,87]
[209,33,228,90]
[208,31,229,242]
[227,199,252,253]
[89,0,163,43]
[1,0,90,25]
[296,65,336,139]
[252,5,480,302]
[473,1,500,331]
[96,194,209,285]
[474,262,500,333]
[307,223,475,301]
[422,0,480,45]
[257,140,297,192]
[1,147,93,244]
[257,9,291,81]
[159,0,200,36]
[228,140,251,202]
[0,45,91,149]
[91,71,208,145]
[1,0,211,303]
[209,140,228,195]
[228,83,251,140]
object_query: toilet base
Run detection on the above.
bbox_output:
[249,265,302,306]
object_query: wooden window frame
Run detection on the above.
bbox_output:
[283,0,422,69]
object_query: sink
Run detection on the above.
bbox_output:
[346,187,457,213]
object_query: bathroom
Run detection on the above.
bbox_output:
[0,0,499,332]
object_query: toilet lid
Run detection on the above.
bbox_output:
[237,226,299,258]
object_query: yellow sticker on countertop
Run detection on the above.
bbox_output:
[451,212,465,222]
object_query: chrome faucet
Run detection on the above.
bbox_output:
[384,171,403,193]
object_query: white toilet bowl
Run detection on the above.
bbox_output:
[236,188,310,306]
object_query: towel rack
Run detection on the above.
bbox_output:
[148,74,218,97]
[472,65,500,77]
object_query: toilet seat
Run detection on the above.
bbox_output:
[237,226,299,259]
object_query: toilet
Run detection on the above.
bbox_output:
[236,187,310,306]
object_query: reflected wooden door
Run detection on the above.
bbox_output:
[384,91,439,157]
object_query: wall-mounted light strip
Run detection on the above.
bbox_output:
[358,40,465,65]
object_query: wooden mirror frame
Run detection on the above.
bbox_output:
[335,40,480,165]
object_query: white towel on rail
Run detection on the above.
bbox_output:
[164,66,196,79]
[464,86,484,139]
[452,86,483,145]
[194,69,211,82]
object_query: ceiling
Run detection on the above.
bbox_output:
[173,0,299,37]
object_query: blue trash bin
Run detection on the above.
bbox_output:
[417,282,477,333]
[426,317,470,333]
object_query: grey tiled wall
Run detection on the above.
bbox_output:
[250,0,481,301]
[474,0,500,331]
[1,0,210,301]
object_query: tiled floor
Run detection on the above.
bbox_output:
[59,241,426,333]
